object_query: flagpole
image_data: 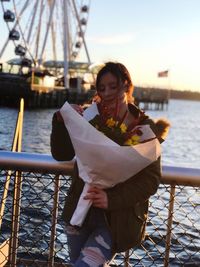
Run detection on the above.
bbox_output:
[157,69,170,109]
[167,69,171,103]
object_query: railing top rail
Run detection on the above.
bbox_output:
[0,151,74,175]
[0,151,200,186]
[162,165,200,186]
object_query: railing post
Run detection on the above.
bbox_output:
[48,174,60,267]
[0,99,23,230]
[8,98,24,266]
[124,250,130,267]
[164,184,176,267]
[9,171,23,267]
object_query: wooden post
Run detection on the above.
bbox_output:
[48,174,60,267]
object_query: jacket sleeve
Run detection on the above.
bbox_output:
[50,112,75,161]
[106,157,161,211]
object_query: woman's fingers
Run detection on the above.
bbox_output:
[84,187,108,209]
[70,104,83,115]
[84,192,98,200]
[87,187,101,194]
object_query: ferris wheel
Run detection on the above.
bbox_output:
[0,0,91,86]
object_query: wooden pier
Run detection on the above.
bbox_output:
[0,71,96,108]
[0,71,169,109]
[134,86,170,110]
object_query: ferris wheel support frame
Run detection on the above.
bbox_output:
[63,0,69,88]
[38,0,56,65]
[13,0,36,64]
[35,0,44,61]
[0,0,29,59]
[71,0,91,65]
[50,16,57,64]
[26,1,39,46]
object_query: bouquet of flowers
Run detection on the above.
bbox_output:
[89,114,153,146]
[60,101,161,226]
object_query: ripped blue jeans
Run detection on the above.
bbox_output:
[65,207,113,267]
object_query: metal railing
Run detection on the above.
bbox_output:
[0,151,200,266]
[0,98,24,267]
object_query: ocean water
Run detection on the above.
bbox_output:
[0,99,200,266]
[147,99,200,169]
[1,99,200,168]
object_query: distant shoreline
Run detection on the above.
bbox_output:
[134,86,200,102]
[169,89,200,101]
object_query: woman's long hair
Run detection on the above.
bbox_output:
[94,62,134,103]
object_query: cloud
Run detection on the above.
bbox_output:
[87,33,135,45]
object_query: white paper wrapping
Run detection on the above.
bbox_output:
[60,101,161,226]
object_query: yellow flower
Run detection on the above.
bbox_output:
[106,118,116,128]
[132,141,140,145]
[124,139,133,146]
[120,123,127,133]
[131,135,140,142]
[124,135,141,146]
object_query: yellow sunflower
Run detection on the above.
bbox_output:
[120,123,127,133]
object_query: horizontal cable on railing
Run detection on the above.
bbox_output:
[0,151,200,186]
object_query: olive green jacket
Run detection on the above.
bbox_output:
[50,104,161,253]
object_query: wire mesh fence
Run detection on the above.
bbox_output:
[0,160,200,266]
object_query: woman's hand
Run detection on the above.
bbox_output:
[56,110,63,122]
[70,104,84,115]
[84,187,108,209]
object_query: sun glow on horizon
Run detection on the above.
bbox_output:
[0,0,200,92]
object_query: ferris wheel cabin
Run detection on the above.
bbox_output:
[3,10,15,22]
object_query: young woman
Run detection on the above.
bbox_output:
[50,62,166,267]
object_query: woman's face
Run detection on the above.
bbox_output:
[97,72,127,106]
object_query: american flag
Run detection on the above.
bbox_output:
[158,70,168,77]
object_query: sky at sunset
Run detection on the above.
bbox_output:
[1,0,200,92]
